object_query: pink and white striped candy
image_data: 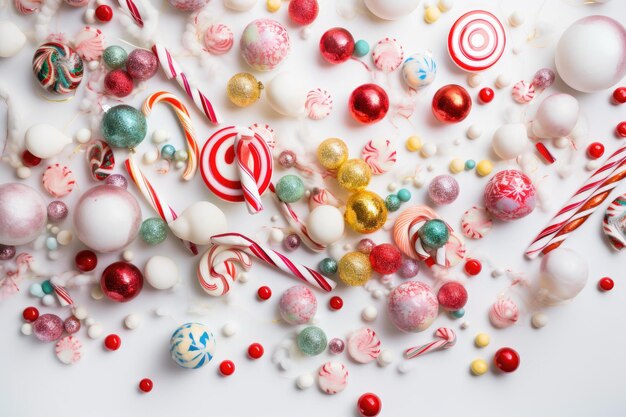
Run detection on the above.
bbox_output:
[347,328,380,364]
[461,206,493,240]
[52,283,73,307]
[488,297,519,328]
[55,336,82,365]
[86,140,115,181]
[309,188,340,211]
[250,123,276,150]
[14,0,40,14]
[305,89,333,120]
[512,80,535,104]
[203,24,233,55]
[42,164,75,198]
[73,26,105,61]
[361,137,397,175]
[603,193,626,250]
[404,327,456,359]
[197,244,252,296]
[448,10,506,72]
[318,361,348,395]
[372,37,404,73]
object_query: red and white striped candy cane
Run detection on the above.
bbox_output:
[404,327,456,359]
[210,232,335,292]
[197,244,252,296]
[124,157,198,255]
[235,133,263,214]
[142,91,199,181]
[52,283,73,307]
[525,145,626,259]
[152,44,221,125]
[117,0,144,27]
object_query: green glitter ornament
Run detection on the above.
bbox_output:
[297,326,327,356]
[275,175,305,203]
[418,219,449,249]
[102,105,147,149]
[318,257,338,275]
[385,194,402,212]
[103,46,128,69]
[140,217,168,245]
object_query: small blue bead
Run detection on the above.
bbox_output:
[451,308,465,319]
[161,144,176,160]
[46,237,58,251]
[396,188,411,202]
[354,40,370,57]
[385,194,402,212]
[465,159,476,170]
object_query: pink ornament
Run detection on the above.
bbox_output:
[319,27,354,64]
[47,201,68,222]
[240,19,290,71]
[204,24,234,55]
[461,206,493,239]
[361,138,397,175]
[63,316,81,334]
[288,0,319,25]
[328,337,345,354]
[489,297,519,328]
[0,183,47,246]
[484,170,536,221]
[372,37,404,73]
[279,285,317,325]
[437,282,468,311]
[55,336,82,364]
[168,0,208,11]
[347,327,380,363]
[32,313,64,342]
[305,88,333,120]
[428,175,460,205]
[104,69,134,97]
[73,26,104,61]
[387,281,439,333]
[42,164,75,198]
[126,49,158,81]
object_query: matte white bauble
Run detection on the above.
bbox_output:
[0,21,26,58]
[306,205,345,245]
[492,123,529,160]
[364,0,421,20]
[169,201,227,245]
[538,248,588,305]
[223,0,256,11]
[535,94,579,138]
[144,255,179,290]
[266,72,307,117]
[0,183,47,245]
[25,123,71,159]
[555,15,626,92]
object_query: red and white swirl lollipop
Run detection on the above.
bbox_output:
[448,10,506,72]
[203,23,234,55]
[197,244,252,296]
[347,328,381,364]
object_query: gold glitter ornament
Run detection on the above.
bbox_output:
[344,190,387,233]
[337,159,371,191]
[338,251,372,286]
[227,72,263,107]
[317,138,348,170]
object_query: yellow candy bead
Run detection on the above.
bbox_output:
[474,333,490,348]
[424,6,441,23]
[317,138,349,170]
[470,358,488,376]
[476,159,493,177]
[338,252,372,286]
[344,190,388,234]
[337,159,371,192]
[405,135,423,152]
[266,0,281,12]
[449,158,464,174]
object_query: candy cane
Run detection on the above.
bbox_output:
[197,244,252,296]
[603,194,626,251]
[52,283,73,307]
[124,157,198,255]
[525,145,626,259]
[210,232,336,292]
[151,44,221,125]
[117,0,144,27]
[235,133,264,214]
[404,327,456,359]
[142,91,199,181]
[117,0,158,45]
[14,0,41,14]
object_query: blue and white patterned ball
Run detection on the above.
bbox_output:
[402,52,437,90]
[170,323,216,369]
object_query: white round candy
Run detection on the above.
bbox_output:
[535,94,579,138]
[87,60,99,71]
[266,72,308,117]
[124,313,142,330]
[508,11,525,27]
[492,123,529,159]
[307,205,345,245]
[438,0,454,12]
[25,123,71,159]
[144,255,179,290]
[47,250,60,261]
[0,21,26,58]
[223,0,256,11]
[56,230,73,246]
[87,323,103,339]
[466,124,482,140]
[296,373,314,389]
[377,349,394,366]
[269,228,285,244]
[142,149,159,165]
[122,250,134,262]
[21,323,32,336]
[90,285,103,300]
[152,129,170,144]
[75,128,92,144]
[361,305,378,322]
[222,322,238,337]
[467,73,482,88]
[42,294,56,306]
[85,317,95,326]
[169,201,227,245]
[364,0,421,20]
[16,166,31,179]
[495,74,511,89]
[538,247,588,305]
[73,306,88,320]
[420,142,437,158]
[553,136,570,149]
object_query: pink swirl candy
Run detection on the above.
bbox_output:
[204,24,234,55]
[512,80,535,104]
[55,336,82,365]
[372,37,404,73]
[461,206,493,240]
[73,26,105,61]
[318,361,348,395]
[489,297,519,328]
[347,327,380,363]
[42,164,75,198]
[305,88,333,120]
[361,137,397,175]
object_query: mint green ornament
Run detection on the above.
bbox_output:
[275,175,305,203]
[396,188,411,202]
[103,46,128,69]
[297,326,327,356]
[102,105,147,149]
[318,258,338,275]
[140,217,168,245]
[385,194,401,212]
[418,219,449,249]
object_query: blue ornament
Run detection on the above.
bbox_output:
[402,52,437,90]
[275,175,305,203]
[354,40,370,57]
[103,46,128,69]
[418,219,449,249]
[385,194,402,212]
[102,105,147,149]
[161,144,176,160]
[140,217,168,245]
[465,159,476,170]
[319,257,338,275]
[396,188,411,202]
[297,326,327,356]
[170,323,216,369]
[451,308,465,319]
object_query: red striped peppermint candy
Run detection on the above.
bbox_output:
[448,10,506,72]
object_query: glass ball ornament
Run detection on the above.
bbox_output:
[103,46,127,69]
[241,19,290,71]
[104,69,134,98]
[0,244,16,260]
[47,200,68,222]
[126,49,158,81]
[105,174,128,189]
[297,326,327,356]
[32,314,64,342]
[328,337,345,354]
[278,150,297,168]
[100,261,144,302]
[338,251,372,286]
[140,217,168,245]
[356,238,375,254]
[319,27,354,64]
[349,84,389,124]
[288,0,319,25]
[317,138,348,170]
[398,258,419,278]
[0,183,47,246]
[418,219,449,249]
[369,243,402,275]
[275,175,305,203]
[279,285,317,324]
[484,170,536,221]
[385,194,401,212]
[284,233,301,251]
[345,190,387,234]
[319,257,338,275]
[101,104,147,149]
[387,281,438,333]
[532,68,555,90]
[337,159,371,191]
[161,144,176,160]
[428,174,460,205]
[227,72,263,107]
[432,84,472,123]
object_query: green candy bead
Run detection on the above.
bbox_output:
[396,188,411,202]
[318,257,338,275]
[354,40,370,57]
[385,194,402,212]
[140,217,168,245]
[161,144,176,160]
[102,105,147,149]
[418,219,449,249]
[276,175,305,203]
[465,159,476,170]
[297,326,327,356]
[41,280,53,294]
[451,308,465,319]
[103,46,128,69]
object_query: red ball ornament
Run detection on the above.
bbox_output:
[104,334,122,351]
[478,87,494,103]
[288,0,319,25]
[432,84,472,123]
[349,83,389,124]
[21,150,42,167]
[23,306,39,322]
[138,378,153,393]
[617,122,626,138]
[369,243,402,275]
[484,170,536,221]
[247,342,264,359]
[494,347,520,373]
[357,393,382,417]
[319,27,355,64]
[75,249,97,272]
[613,87,626,104]
[95,5,113,22]
[329,296,343,310]
[219,360,235,376]
[437,282,468,311]
[100,261,143,302]
[257,286,272,300]
[104,69,134,97]
[464,259,482,276]
[587,142,605,159]
[599,277,614,291]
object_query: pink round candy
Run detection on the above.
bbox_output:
[240,19,290,71]
[484,170,536,221]
[279,285,317,325]
[204,24,234,55]
[387,281,439,333]
[0,183,47,246]
[328,338,345,354]
[33,314,64,342]
[428,175,459,205]
[168,0,208,11]
[47,201,69,222]
[347,327,380,363]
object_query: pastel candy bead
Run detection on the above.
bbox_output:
[170,323,216,369]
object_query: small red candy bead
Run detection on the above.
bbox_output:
[257,286,272,300]
[21,150,42,167]
[616,122,626,138]
[22,306,39,322]
[329,296,343,310]
[75,250,97,272]
[95,5,113,22]
[478,87,494,104]
[598,277,614,291]
[357,393,382,417]
[104,334,121,351]
[464,259,482,276]
[138,378,153,393]
[587,142,605,159]
[247,342,264,359]
[613,87,626,104]
[219,360,235,376]
[494,347,520,373]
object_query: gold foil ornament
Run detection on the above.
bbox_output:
[338,251,372,286]
[344,190,387,234]
[317,138,348,170]
[227,72,263,107]
[337,159,371,191]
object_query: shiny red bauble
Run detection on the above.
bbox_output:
[104,334,122,351]
[357,393,382,417]
[587,142,605,159]
[23,306,39,322]
[437,282,468,311]
[369,243,402,275]
[257,286,272,300]
[104,69,134,97]
[599,277,614,291]
[21,150,42,167]
[288,0,319,25]
[349,84,389,124]
[138,378,153,393]
[248,342,264,359]
[494,347,520,373]
[464,259,482,276]
[100,261,143,302]
[219,360,235,376]
[95,5,113,22]
[617,122,626,138]
[432,84,472,123]
[75,249,98,272]
[319,27,354,64]
[613,87,626,104]
[329,296,343,310]
[478,87,494,103]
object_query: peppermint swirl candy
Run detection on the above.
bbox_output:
[73,26,105,61]
[318,361,348,395]
[488,297,519,328]
[347,327,380,363]
[203,23,234,55]
[42,164,76,198]
[361,137,397,175]
[32,42,84,95]
[603,193,626,250]
[305,88,333,120]
[461,206,493,239]
[512,80,535,104]
[55,336,82,365]
[372,37,404,73]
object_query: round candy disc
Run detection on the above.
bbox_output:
[372,37,404,73]
[32,42,84,94]
[318,361,348,395]
[361,137,397,175]
[448,10,506,72]
[347,328,380,364]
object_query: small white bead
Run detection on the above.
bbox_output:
[155,307,170,317]
[222,322,238,337]
[586,160,601,171]
[397,362,415,374]
[269,228,284,244]
[372,289,384,300]
[90,285,103,300]
[438,0,454,12]
[21,323,33,335]
[491,268,504,278]
[531,312,548,328]
[47,250,60,261]
[75,128,92,144]
[175,161,185,170]
[42,294,56,306]
[73,306,88,320]
[95,0,107,5]
[278,359,292,371]
[85,317,95,326]
[361,305,378,322]
[466,124,482,140]
[553,136,570,149]
[271,215,279,222]
[300,27,311,40]
[152,129,170,144]
[460,321,470,329]
[16,166,31,179]
[413,176,425,188]
[377,349,394,366]
[122,250,134,262]
[87,323,103,339]
[124,313,142,330]
[495,74,512,89]
[421,142,437,158]
[56,230,73,246]
[427,164,435,172]
[50,226,60,235]
[87,60,100,71]
[84,9,95,24]
[296,373,314,389]
[142,149,159,165]
[453,138,462,146]
[387,182,397,192]
[174,150,188,161]
[467,73,482,88]
[509,11,526,27]
[238,272,249,283]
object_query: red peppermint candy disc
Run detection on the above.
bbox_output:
[448,10,506,72]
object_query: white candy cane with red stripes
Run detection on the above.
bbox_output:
[197,244,252,296]
[142,91,199,181]
[117,0,143,27]
[210,232,335,292]
[52,283,73,307]
[235,133,263,214]
[125,157,198,255]
[152,44,221,125]
[404,327,456,359]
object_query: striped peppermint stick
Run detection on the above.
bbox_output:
[142,91,199,181]
[52,283,73,307]
[235,133,263,214]
[525,145,626,259]
[210,232,336,292]
[152,44,221,125]
[603,194,626,251]
[404,327,456,359]
[124,157,199,255]
[197,244,252,296]
[117,0,143,27]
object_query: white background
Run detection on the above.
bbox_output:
[1,0,626,416]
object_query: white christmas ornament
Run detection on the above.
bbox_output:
[492,123,529,160]
[144,255,179,290]
[307,205,344,245]
[538,248,588,305]
[266,72,308,117]
[0,21,26,58]
[25,123,71,159]
[364,0,421,20]
[534,94,579,138]
[169,201,227,245]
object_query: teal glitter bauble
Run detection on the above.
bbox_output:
[103,46,128,69]
[140,217,168,245]
[318,257,338,275]
[354,40,370,57]
[418,219,449,249]
[297,326,327,356]
[161,144,176,160]
[396,188,411,202]
[102,105,147,149]
[385,194,402,212]
[275,175,305,203]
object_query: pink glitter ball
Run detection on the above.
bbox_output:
[278,150,297,168]
[532,68,555,90]
[387,281,439,333]
[284,234,301,251]
[428,174,460,205]
[47,201,69,222]
[279,285,317,324]
[398,259,419,278]
[105,174,128,189]
[167,0,208,11]
[484,170,536,221]
[240,19,290,71]
[33,314,64,342]
[126,49,158,81]
[63,316,81,334]
[328,337,345,354]
[357,238,376,254]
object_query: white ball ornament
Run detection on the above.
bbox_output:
[0,183,47,246]
[364,0,421,20]
[0,21,26,58]
[538,248,588,305]
[492,123,529,159]
[144,255,179,290]
[535,94,579,138]
[25,123,72,159]
[266,72,307,117]
[307,205,345,245]
[169,201,227,245]
[223,0,256,11]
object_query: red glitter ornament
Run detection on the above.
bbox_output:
[23,306,39,322]
[95,5,113,22]
[432,84,472,123]
[478,87,494,104]
[349,84,389,124]
[219,360,235,376]
[248,342,264,359]
[288,0,319,25]
[319,27,355,64]
[464,259,482,276]
[617,122,626,138]
[75,249,97,272]
[100,262,143,302]
[139,378,153,393]
[599,277,614,291]
[613,87,626,104]
[357,393,382,417]
[329,296,343,310]
[587,142,605,159]
[104,69,134,97]
[369,243,402,275]
[257,286,272,300]
[21,150,42,167]
[494,347,520,373]
[437,282,468,311]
